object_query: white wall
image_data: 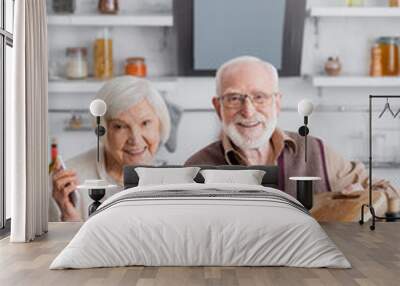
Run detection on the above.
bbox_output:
[48,0,400,186]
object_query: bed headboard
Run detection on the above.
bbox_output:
[123,165,280,190]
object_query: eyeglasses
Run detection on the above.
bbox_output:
[219,92,277,109]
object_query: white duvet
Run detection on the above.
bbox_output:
[50,183,351,269]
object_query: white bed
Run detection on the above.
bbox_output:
[50,183,351,269]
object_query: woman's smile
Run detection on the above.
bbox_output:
[123,146,147,158]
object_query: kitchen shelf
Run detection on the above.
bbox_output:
[362,161,400,169]
[309,7,400,18]
[64,127,93,132]
[47,13,173,27]
[312,76,400,87]
[48,77,177,93]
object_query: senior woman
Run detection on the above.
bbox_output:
[49,76,171,221]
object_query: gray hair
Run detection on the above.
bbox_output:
[215,56,279,96]
[95,76,171,143]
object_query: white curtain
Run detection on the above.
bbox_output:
[8,0,49,242]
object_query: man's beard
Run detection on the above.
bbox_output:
[222,111,277,150]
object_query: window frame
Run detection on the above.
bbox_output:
[174,0,307,76]
[0,0,14,233]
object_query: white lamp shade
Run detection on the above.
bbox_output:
[90,99,107,117]
[298,99,314,116]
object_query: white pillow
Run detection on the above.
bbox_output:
[200,169,266,185]
[135,167,200,186]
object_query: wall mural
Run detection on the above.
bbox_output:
[47,0,400,225]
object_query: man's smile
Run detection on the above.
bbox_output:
[236,122,262,128]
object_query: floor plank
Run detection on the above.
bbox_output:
[0,222,399,286]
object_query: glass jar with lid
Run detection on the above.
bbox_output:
[377,37,399,76]
[98,0,119,14]
[125,57,147,77]
[65,47,88,79]
[94,28,113,79]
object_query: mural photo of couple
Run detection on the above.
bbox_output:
[50,56,400,222]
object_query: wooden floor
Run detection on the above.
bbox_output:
[1,222,400,286]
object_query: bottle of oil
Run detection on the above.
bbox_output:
[49,138,58,174]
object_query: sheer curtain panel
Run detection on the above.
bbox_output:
[8,0,48,242]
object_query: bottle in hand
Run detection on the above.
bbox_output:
[49,138,59,174]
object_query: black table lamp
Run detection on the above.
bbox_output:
[87,99,107,215]
[292,99,320,211]
[90,99,107,162]
[297,99,314,162]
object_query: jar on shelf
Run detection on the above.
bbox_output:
[94,28,113,79]
[65,47,88,79]
[98,0,119,14]
[125,57,147,77]
[389,0,400,7]
[324,57,342,76]
[369,43,383,77]
[377,37,399,76]
[52,0,76,14]
[68,114,83,130]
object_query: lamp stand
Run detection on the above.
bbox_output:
[296,180,313,210]
[290,177,321,211]
[88,115,106,216]
[94,116,106,162]
[88,188,106,216]
[298,116,309,162]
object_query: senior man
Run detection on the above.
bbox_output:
[185,56,397,203]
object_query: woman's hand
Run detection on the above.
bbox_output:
[52,159,81,221]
